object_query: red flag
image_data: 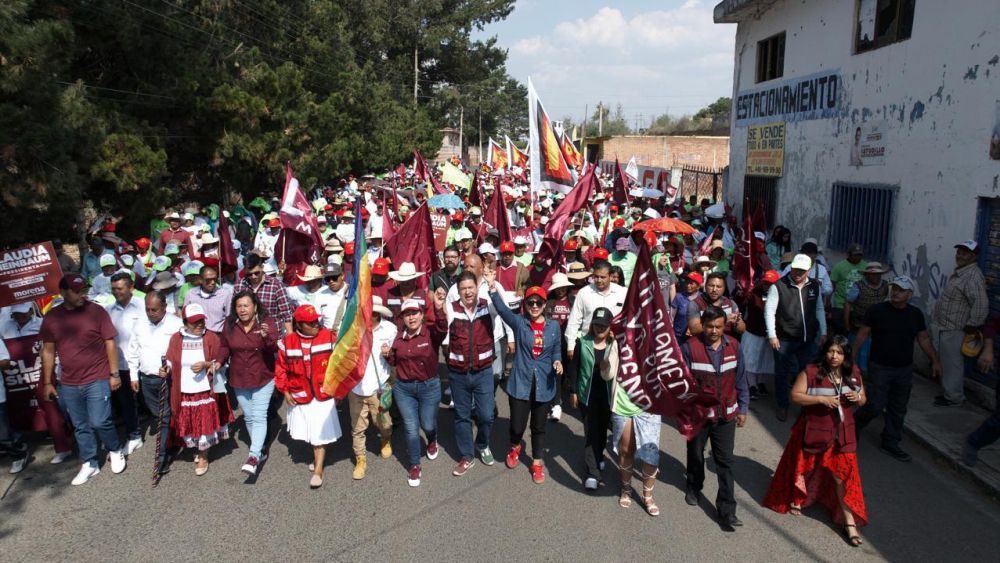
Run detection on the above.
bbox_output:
[217,208,238,276]
[394,163,406,178]
[731,209,754,296]
[612,158,632,206]
[468,172,484,208]
[279,164,323,249]
[535,166,600,266]
[487,138,509,170]
[559,132,582,169]
[383,203,440,289]
[611,242,717,439]
[381,196,396,242]
[390,179,401,218]
[482,186,512,244]
[413,150,449,195]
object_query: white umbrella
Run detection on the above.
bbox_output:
[629,187,664,198]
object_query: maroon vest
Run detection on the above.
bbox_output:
[800,364,862,454]
[446,298,495,372]
[693,294,738,334]
[687,335,740,422]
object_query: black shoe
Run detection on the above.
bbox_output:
[933,396,962,407]
[684,488,700,506]
[719,513,743,531]
[880,444,912,462]
[776,407,788,422]
[756,383,769,397]
[749,386,760,401]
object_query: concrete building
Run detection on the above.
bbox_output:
[588,134,730,170]
[714,0,1000,317]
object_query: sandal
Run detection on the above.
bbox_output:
[844,524,862,547]
[642,485,660,517]
[619,485,633,508]
[789,504,802,516]
[194,455,209,477]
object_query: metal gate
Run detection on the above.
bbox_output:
[744,175,778,230]
[679,165,724,203]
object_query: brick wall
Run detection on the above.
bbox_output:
[598,135,730,169]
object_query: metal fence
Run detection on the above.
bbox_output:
[678,165,725,203]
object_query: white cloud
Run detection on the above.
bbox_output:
[554,7,629,48]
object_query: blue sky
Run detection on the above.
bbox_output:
[474,0,737,127]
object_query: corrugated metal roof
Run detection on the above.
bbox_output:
[713,0,779,23]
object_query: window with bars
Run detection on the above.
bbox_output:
[826,183,896,261]
[744,176,778,229]
[756,32,785,83]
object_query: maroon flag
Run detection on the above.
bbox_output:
[611,243,717,439]
[413,150,449,195]
[612,158,632,206]
[482,187,512,244]
[394,163,407,178]
[279,164,323,249]
[383,203,439,289]
[217,208,238,276]
[730,211,755,296]
[390,179,401,218]
[381,196,396,242]
[468,173,484,208]
[535,166,600,265]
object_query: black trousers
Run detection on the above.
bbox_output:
[508,383,549,459]
[686,418,737,518]
[854,362,912,448]
[579,379,611,481]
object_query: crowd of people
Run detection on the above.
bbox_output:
[1,163,998,547]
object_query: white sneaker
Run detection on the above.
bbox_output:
[584,477,598,490]
[108,450,127,474]
[10,456,27,474]
[549,405,562,421]
[126,438,143,455]
[71,464,100,485]
[51,451,72,464]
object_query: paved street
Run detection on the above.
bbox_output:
[2,391,999,562]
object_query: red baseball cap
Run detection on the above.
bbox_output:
[59,273,87,293]
[683,271,704,285]
[613,218,626,228]
[763,270,781,284]
[452,212,464,222]
[293,304,321,323]
[564,239,579,251]
[594,248,609,260]
[500,241,515,253]
[644,230,658,247]
[610,205,619,212]
[345,242,355,255]
[524,286,548,302]
[267,218,280,228]
[372,258,390,276]
[134,237,151,250]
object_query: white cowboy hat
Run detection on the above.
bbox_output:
[372,296,393,318]
[388,262,423,282]
[548,273,575,291]
[297,264,325,282]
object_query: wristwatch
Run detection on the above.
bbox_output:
[110,373,121,379]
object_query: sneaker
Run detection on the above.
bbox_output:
[584,477,599,490]
[10,448,28,474]
[549,404,562,421]
[530,463,545,484]
[309,474,323,489]
[933,396,963,407]
[505,444,522,469]
[71,463,100,485]
[962,441,980,467]
[749,386,760,401]
[51,451,72,465]
[126,437,143,455]
[108,449,127,474]
[756,383,769,397]
[426,440,439,460]
[453,458,475,476]
[408,465,422,487]
[241,455,260,475]
[478,447,495,466]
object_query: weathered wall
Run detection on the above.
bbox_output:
[599,135,730,169]
[724,0,1000,306]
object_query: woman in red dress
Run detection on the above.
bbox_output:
[763,335,868,547]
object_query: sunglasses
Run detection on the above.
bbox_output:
[525,299,545,308]
[325,275,342,281]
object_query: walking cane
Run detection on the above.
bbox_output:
[152,356,168,487]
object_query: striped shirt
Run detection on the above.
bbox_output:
[933,263,988,330]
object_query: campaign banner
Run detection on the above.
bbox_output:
[746,122,785,176]
[598,161,678,200]
[431,212,449,252]
[0,241,63,308]
[2,334,47,432]
[849,123,887,166]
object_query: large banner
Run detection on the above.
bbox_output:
[528,77,576,194]
[2,334,46,431]
[0,242,63,308]
[611,243,716,439]
[746,122,785,176]
[598,161,678,200]
[431,212,449,252]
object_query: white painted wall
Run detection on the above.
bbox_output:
[722,0,1000,306]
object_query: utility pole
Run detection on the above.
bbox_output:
[458,105,464,162]
[581,104,588,163]
[413,45,419,107]
[598,101,603,136]
[477,97,482,166]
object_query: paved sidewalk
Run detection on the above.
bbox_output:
[899,374,1000,497]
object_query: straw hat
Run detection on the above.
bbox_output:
[388,262,423,282]
[297,265,325,282]
[548,273,575,291]
[566,262,592,280]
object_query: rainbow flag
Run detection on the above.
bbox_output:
[322,198,373,400]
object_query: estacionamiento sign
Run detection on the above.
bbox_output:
[735,70,842,126]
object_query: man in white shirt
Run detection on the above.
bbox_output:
[105,272,146,453]
[565,262,627,359]
[125,291,183,472]
[287,265,343,331]
[348,297,397,480]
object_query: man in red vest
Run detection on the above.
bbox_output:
[682,306,749,532]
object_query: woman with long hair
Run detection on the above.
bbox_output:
[766,226,792,269]
[164,303,234,476]
[219,290,279,476]
[763,335,868,546]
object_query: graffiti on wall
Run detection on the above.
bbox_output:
[892,244,949,303]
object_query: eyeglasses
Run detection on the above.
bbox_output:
[525,300,545,308]
[325,275,341,282]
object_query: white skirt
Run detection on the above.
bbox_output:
[741,332,774,374]
[287,399,342,446]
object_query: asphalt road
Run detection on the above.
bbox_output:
[2,390,999,562]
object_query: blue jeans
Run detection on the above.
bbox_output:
[394,378,441,466]
[449,368,495,460]
[61,379,122,466]
[773,339,819,409]
[139,373,171,462]
[116,370,141,440]
[234,380,275,458]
